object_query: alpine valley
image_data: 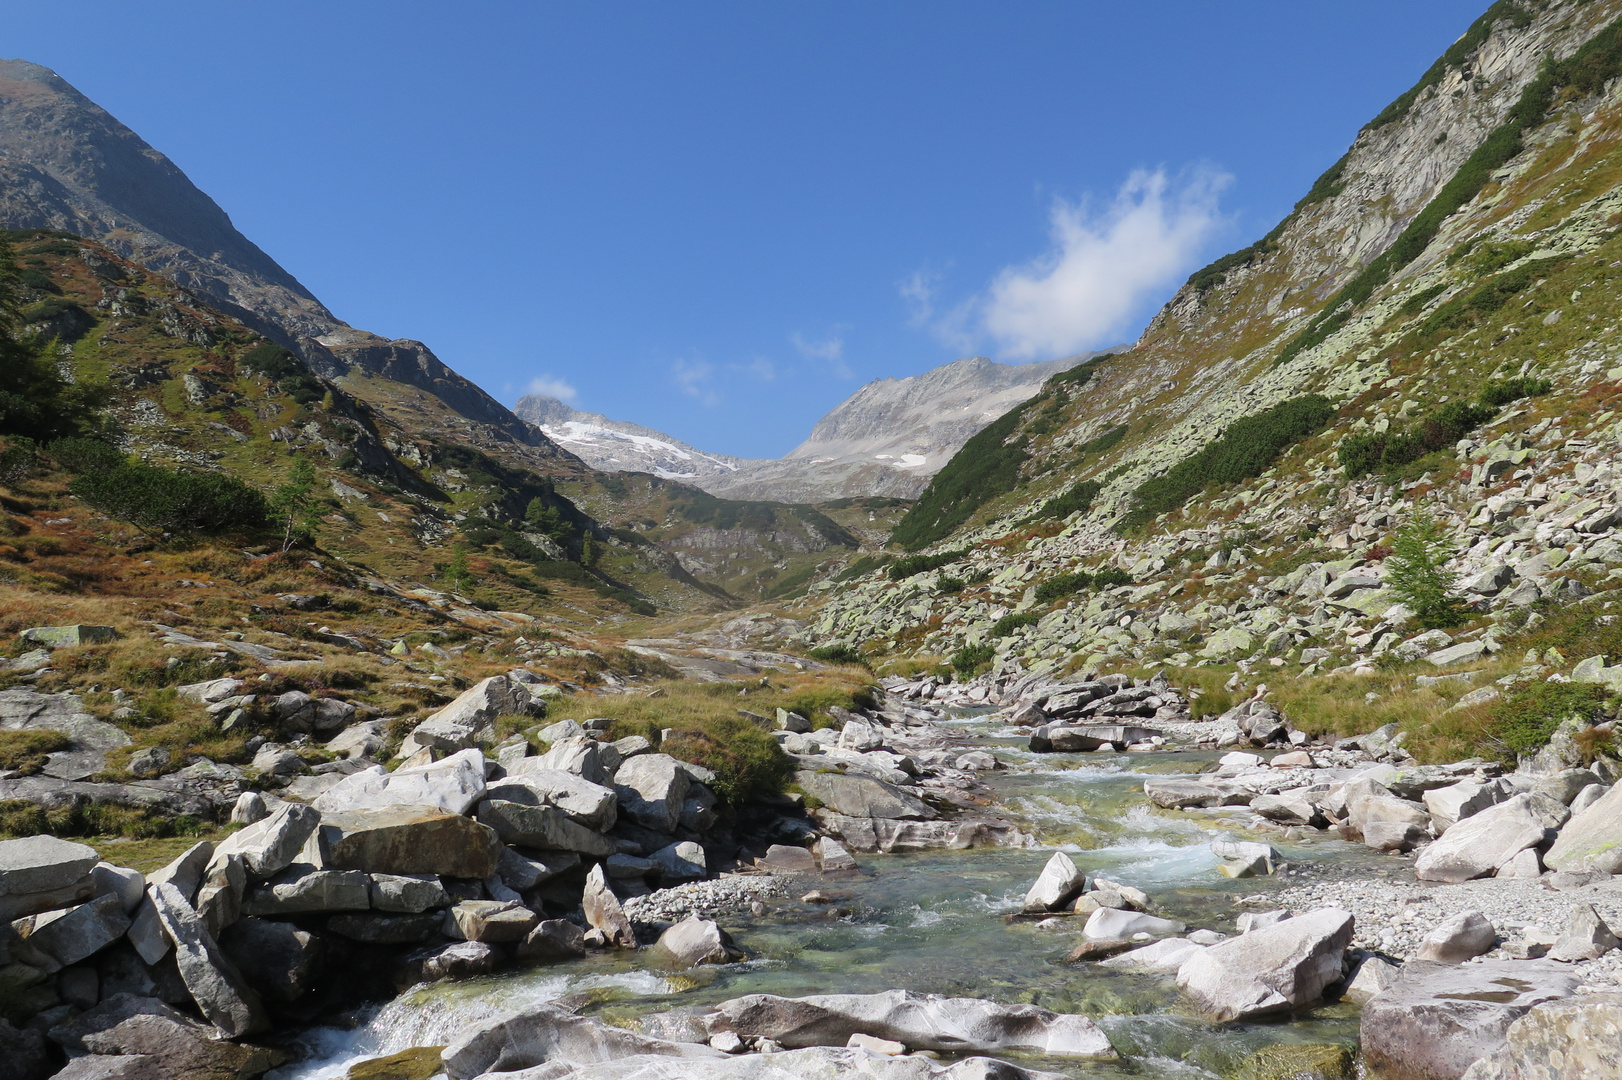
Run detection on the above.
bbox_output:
[5,6,1622,1080]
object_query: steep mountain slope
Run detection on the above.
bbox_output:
[513,394,747,480]
[801,0,1622,733]
[0,58,339,343]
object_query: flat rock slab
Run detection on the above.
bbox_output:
[713,989,1116,1059]
[20,625,118,647]
[315,806,503,879]
[1177,909,1353,1022]
[1360,959,1579,1080]
[794,770,935,820]
[0,687,130,780]
[314,748,489,816]
[1545,781,1622,875]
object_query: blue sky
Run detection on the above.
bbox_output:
[13,2,1486,457]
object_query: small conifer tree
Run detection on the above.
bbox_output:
[270,454,320,552]
[1386,513,1466,628]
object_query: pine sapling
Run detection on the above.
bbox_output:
[1386,512,1466,628]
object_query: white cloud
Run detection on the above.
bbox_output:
[899,269,939,327]
[672,358,719,406]
[523,374,578,402]
[949,166,1231,359]
[791,329,852,379]
[734,356,776,382]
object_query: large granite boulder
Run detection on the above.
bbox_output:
[653,918,743,968]
[1142,777,1252,808]
[12,893,131,970]
[208,803,319,880]
[1176,909,1354,1021]
[582,865,636,949]
[529,737,606,784]
[486,769,616,831]
[409,675,543,754]
[312,806,502,879]
[615,754,691,832]
[0,834,101,919]
[1424,779,1513,834]
[146,883,268,1038]
[313,748,488,815]
[474,800,616,857]
[1360,960,1579,1080]
[711,989,1116,1058]
[1544,780,1622,874]
[794,770,934,821]
[241,867,370,916]
[1416,910,1496,963]
[46,993,275,1078]
[441,1000,723,1079]
[0,687,130,781]
[218,918,324,1003]
[1460,992,1622,1080]
[1414,794,1569,884]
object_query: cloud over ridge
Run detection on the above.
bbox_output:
[954,166,1232,359]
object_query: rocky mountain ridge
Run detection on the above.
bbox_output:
[518,353,1101,504]
[798,0,1622,709]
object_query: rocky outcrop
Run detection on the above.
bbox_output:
[1361,960,1580,1080]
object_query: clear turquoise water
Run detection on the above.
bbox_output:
[273,715,1387,1079]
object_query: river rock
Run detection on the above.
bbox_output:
[1416,910,1496,963]
[1176,908,1354,1021]
[1251,792,1322,827]
[314,748,488,815]
[1548,902,1618,962]
[711,988,1116,1058]
[475,800,616,857]
[326,912,439,945]
[1361,960,1579,1080]
[814,837,857,873]
[147,882,267,1037]
[313,806,503,879]
[397,940,499,987]
[1021,851,1087,913]
[794,770,934,820]
[218,918,323,1003]
[1543,780,1622,874]
[497,848,578,892]
[1414,794,1569,884]
[445,899,538,943]
[757,845,817,872]
[1082,907,1185,941]
[46,993,274,1078]
[582,865,636,949]
[1344,953,1400,1002]
[473,1047,1073,1080]
[614,754,691,832]
[0,835,101,920]
[516,919,586,965]
[654,918,743,968]
[1099,937,1205,971]
[1365,820,1428,852]
[443,1000,723,1078]
[1425,779,1512,834]
[486,769,617,831]
[1459,992,1622,1080]
[1143,777,1251,808]
[650,841,707,884]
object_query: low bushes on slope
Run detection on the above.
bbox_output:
[890,357,1110,551]
[1032,566,1131,602]
[1118,395,1334,532]
[887,549,965,580]
[1038,480,1102,521]
[71,463,269,536]
[1337,378,1549,478]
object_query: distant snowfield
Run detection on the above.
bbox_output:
[540,420,740,479]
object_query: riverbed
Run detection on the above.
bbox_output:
[271,712,1401,1079]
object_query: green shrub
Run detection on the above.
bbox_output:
[891,404,1033,550]
[836,554,890,581]
[1479,376,1552,408]
[1034,571,1092,602]
[1121,395,1333,529]
[951,642,994,678]
[1385,514,1467,629]
[1075,424,1129,456]
[935,575,965,595]
[1092,567,1132,589]
[991,611,1041,638]
[46,437,125,474]
[808,643,867,666]
[664,714,794,803]
[1040,479,1102,520]
[0,437,39,485]
[239,343,303,380]
[71,464,269,535]
[887,549,965,580]
[1489,682,1611,759]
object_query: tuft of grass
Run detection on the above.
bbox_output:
[0,799,213,841]
[0,730,72,775]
